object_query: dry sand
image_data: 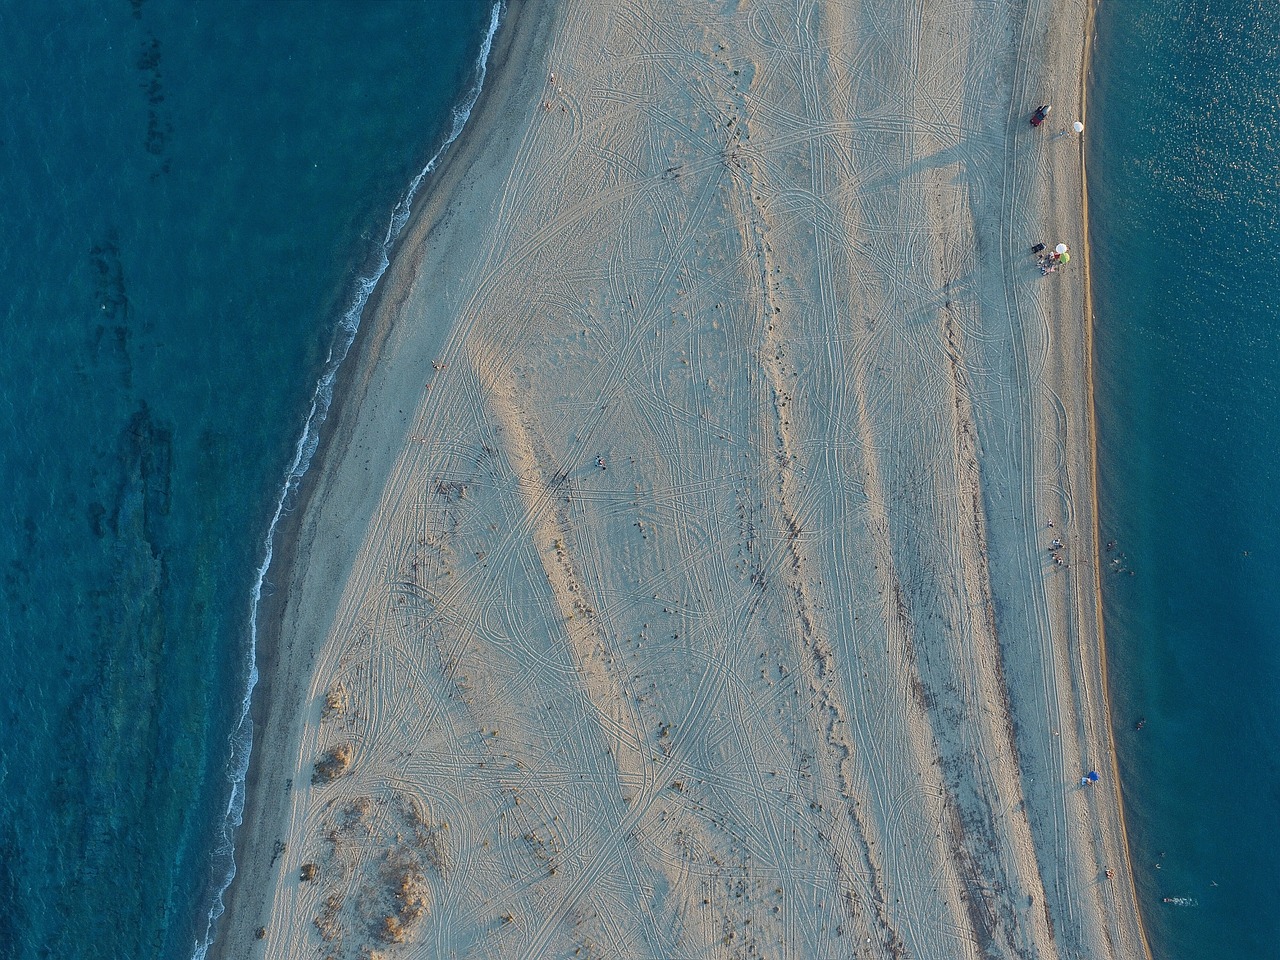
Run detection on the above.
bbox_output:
[211,0,1151,957]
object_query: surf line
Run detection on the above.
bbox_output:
[191,5,504,958]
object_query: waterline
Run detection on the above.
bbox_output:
[191,5,503,956]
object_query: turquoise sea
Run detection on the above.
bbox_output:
[0,3,496,958]
[3,2,1273,960]
[1091,0,1280,956]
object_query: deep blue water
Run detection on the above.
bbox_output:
[0,3,495,958]
[1090,0,1280,956]
[4,2,1270,959]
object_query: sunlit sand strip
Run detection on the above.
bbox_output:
[212,1,1150,958]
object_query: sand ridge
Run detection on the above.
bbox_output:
[212,0,1149,958]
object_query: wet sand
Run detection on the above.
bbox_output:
[210,1,1150,958]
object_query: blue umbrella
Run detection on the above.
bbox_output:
[1087,771,1100,782]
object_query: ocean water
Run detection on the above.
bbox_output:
[1089,0,1280,957]
[0,3,495,958]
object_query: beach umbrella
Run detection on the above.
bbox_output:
[1058,251,1069,264]
[1055,243,1068,255]
[1087,771,1100,782]
[1073,121,1085,134]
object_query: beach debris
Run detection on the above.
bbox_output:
[254,926,266,940]
[1030,104,1052,126]
[435,480,467,502]
[300,862,319,882]
[312,743,353,784]
[322,682,348,720]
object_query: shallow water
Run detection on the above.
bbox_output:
[0,3,492,957]
[1090,0,1280,956]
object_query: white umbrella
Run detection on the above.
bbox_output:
[1055,243,1068,255]
[1073,121,1085,134]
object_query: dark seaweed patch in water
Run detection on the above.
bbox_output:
[0,821,26,960]
[135,32,170,168]
[88,234,134,388]
[42,402,178,958]
[89,235,129,320]
[88,501,107,538]
[136,35,160,72]
[121,404,174,543]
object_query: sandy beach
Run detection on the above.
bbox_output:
[210,0,1150,957]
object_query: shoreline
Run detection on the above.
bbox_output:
[1032,1,1154,957]
[210,1,1153,958]
[202,3,557,956]
[1079,1,1153,954]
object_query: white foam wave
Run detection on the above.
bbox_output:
[191,5,503,957]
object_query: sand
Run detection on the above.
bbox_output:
[209,0,1151,958]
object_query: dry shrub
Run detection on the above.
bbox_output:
[344,795,373,823]
[322,683,348,719]
[312,743,353,784]
[314,892,343,942]
[397,869,429,921]
[377,914,406,944]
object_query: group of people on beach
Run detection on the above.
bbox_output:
[1046,520,1065,566]
[1031,242,1070,275]
[1029,104,1078,276]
